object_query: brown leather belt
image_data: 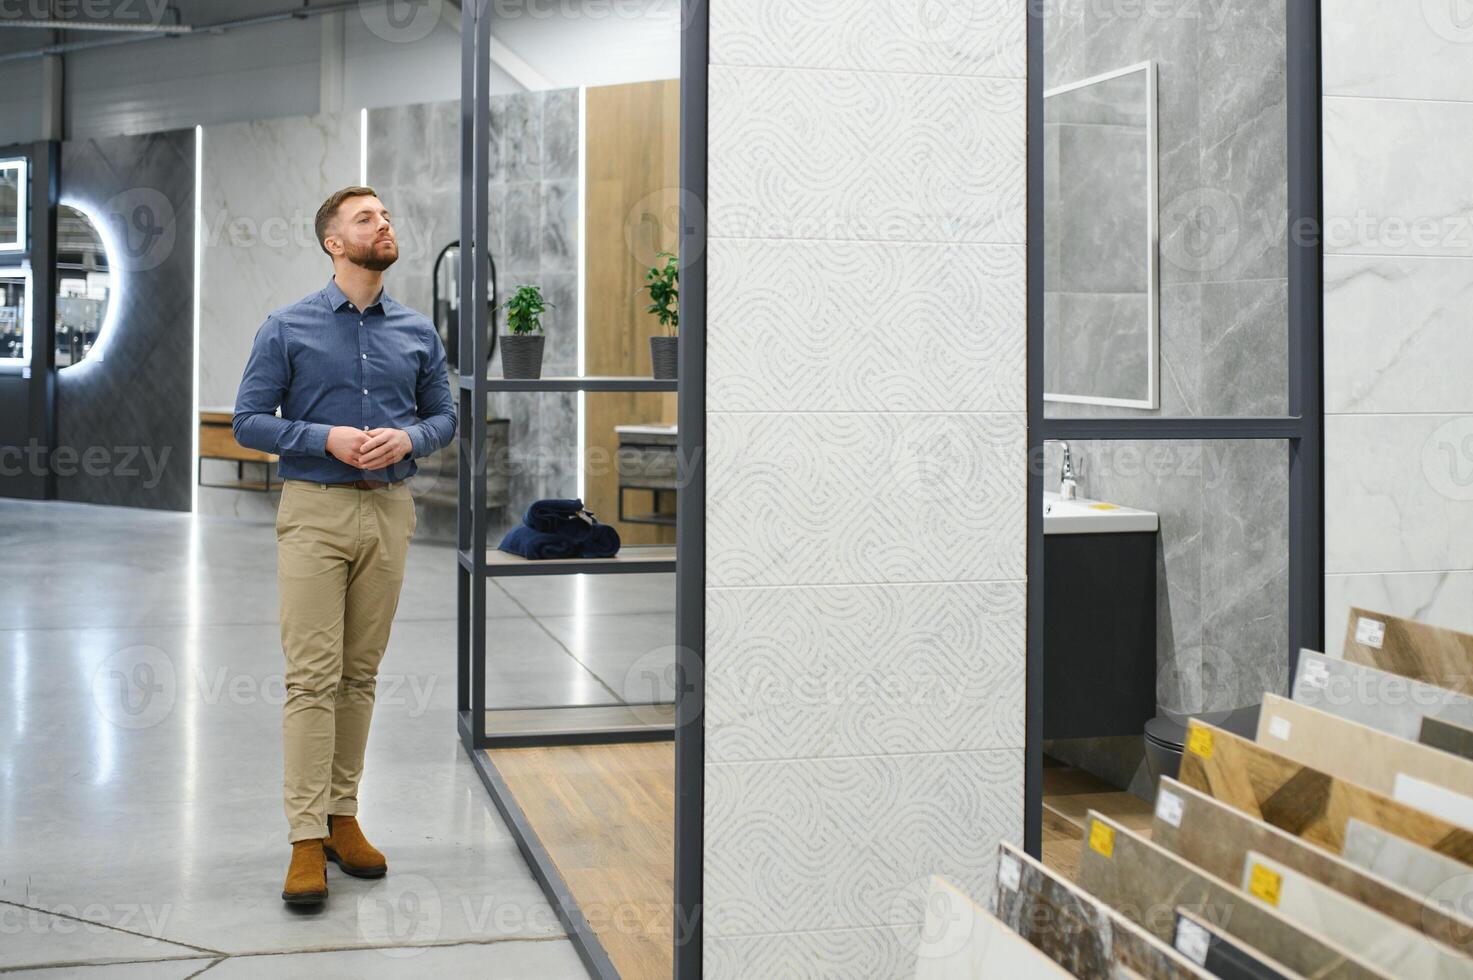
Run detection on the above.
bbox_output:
[322,479,403,490]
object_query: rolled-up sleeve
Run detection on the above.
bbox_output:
[232,316,331,458]
[407,326,458,459]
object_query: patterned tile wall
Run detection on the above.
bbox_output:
[703,2,1027,974]
[1321,2,1473,652]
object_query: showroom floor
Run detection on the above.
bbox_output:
[0,497,675,978]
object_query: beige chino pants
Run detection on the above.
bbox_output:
[275,478,417,842]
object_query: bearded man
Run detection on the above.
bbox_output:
[233,186,456,905]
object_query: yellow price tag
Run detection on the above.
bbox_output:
[1089,820,1115,859]
[1249,863,1282,907]
[1187,726,1214,759]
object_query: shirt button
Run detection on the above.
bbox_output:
[361,353,367,359]
[362,388,368,394]
[359,320,364,327]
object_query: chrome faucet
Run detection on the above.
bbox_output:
[1058,441,1078,500]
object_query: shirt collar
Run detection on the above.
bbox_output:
[323,276,390,315]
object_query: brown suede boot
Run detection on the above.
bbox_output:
[324,814,387,878]
[282,839,328,905]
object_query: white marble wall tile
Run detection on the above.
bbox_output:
[198,112,361,411]
[1324,570,1473,659]
[708,65,1025,245]
[703,750,1022,938]
[705,581,1025,763]
[1324,95,1473,258]
[706,412,1025,588]
[1326,414,1473,575]
[707,238,1024,413]
[1325,253,1473,414]
[710,0,1024,79]
[1323,0,1473,102]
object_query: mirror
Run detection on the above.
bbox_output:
[55,204,112,367]
[0,269,29,366]
[0,159,23,252]
[1044,61,1159,409]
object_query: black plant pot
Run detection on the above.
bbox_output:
[500,334,544,379]
[650,335,678,380]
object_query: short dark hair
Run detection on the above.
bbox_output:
[314,185,378,256]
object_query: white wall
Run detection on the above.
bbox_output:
[702,0,1027,974]
[195,110,360,520]
[0,0,678,144]
[1323,2,1473,652]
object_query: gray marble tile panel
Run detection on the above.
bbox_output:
[1292,650,1473,741]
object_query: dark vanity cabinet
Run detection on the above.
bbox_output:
[1042,530,1158,740]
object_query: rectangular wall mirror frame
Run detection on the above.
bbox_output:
[1043,61,1159,410]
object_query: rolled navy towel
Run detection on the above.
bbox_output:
[498,523,578,560]
[582,521,621,559]
[524,498,586,532]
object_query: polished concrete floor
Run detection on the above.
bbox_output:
[0,497,676,976]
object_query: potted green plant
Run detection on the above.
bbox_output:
[643,251,678,380]
[500,284,552,380]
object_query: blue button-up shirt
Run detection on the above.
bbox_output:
[233,277,457,483]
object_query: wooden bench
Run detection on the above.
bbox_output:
[198,408,278,492]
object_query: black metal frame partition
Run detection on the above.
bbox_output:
[453,2,698,977]
[1023,0,1326,855]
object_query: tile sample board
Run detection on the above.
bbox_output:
[1292,649,1473,741]
[1342,607,1473,694]
[1257,693,1473,800]
[1074,813,1387,979]
[1171,909,1299,980]
[1340,818,1473,917]
[1423,716,1473,763]
[915,875,1073,979]
[1240,851,1473,979]
[1150,778,1473,953]
[992,843,1211,980]
[1177,719,1473,863]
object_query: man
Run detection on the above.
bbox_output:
[233,186,457,905]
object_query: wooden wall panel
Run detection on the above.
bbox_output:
[584,79,680,545]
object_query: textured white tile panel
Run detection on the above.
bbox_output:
[708,65,1025,244]
[703,750,1023,938]
[710,0,1024,79]
[705,923,918,980]
[707,237,1025,413]
[706,412,1026,588]
[705,580,1025,763]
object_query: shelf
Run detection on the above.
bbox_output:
[460,375,677,393]
[459,544,676,576]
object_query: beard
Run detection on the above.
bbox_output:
[344,236,399,272]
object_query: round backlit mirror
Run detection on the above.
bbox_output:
[55,203,111,367]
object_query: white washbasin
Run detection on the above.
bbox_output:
[1044,491,1158,535]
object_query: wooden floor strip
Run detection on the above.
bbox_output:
[489,742,675,980]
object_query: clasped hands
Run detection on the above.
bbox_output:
[326,426,412,471]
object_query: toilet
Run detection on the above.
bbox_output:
[1143,704,1262,791]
